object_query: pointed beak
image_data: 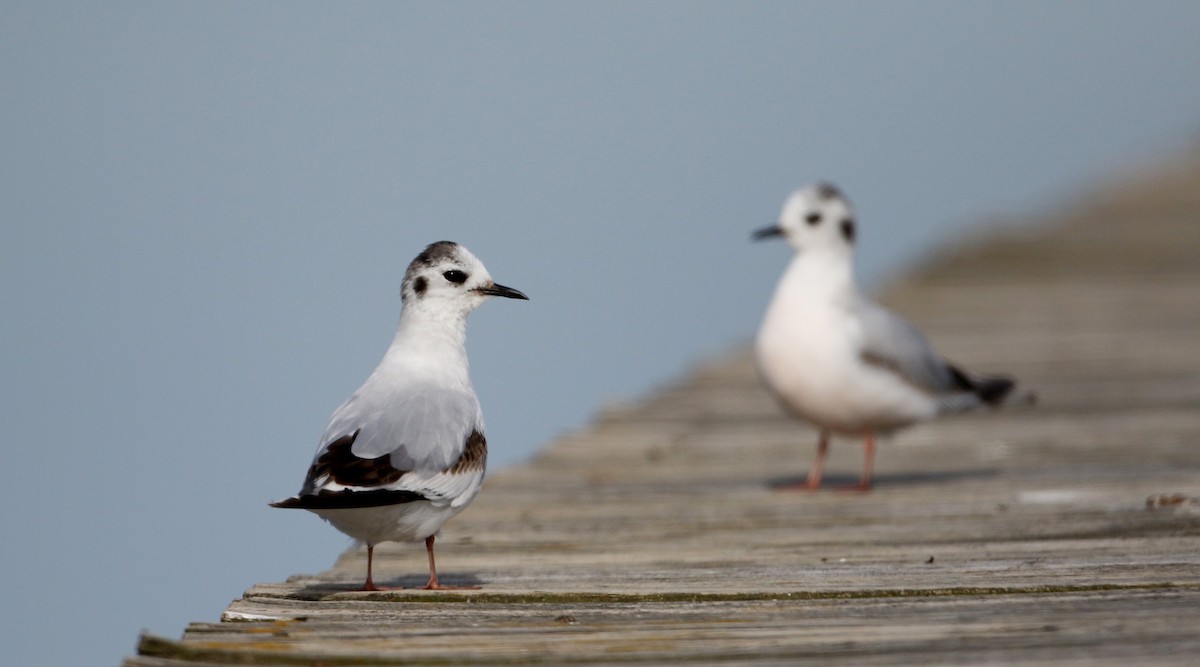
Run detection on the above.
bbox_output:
[752,224,785,241]
[474,282,529,300]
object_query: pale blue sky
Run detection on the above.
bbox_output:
[3,2,1200,665]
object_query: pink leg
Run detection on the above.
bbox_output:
[836,432,875,492]
[362,544,381,591]
[361,544,406,591]
[778,430,829,491]
[805,431,831,490]
[860,432,876,490]
[420,535,480,591]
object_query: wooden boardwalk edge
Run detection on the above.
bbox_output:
[126,150,1200,666]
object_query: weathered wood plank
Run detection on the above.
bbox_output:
[127,152,1200,665]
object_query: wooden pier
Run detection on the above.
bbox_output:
[128,153,1200,665]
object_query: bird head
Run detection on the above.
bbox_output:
[401,241,528,313]
[753,182,856,255]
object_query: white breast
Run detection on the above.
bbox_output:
[755,257,938,434]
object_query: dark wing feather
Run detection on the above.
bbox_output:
[301,428,407,494]
[270,488,425,510]
[946,363,1016,406]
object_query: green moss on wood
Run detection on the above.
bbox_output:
[262,581,1183,605]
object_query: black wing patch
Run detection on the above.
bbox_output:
[269,429,421,510]
[270,488,425,510]
[306,428,407,489]
[270,429,488,511]
[946,362,1015,406]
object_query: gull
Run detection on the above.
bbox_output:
[272,241,528,590]
[753,183,1025,491]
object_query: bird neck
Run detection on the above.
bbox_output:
[382,304,471,379]
[783,248,857,306]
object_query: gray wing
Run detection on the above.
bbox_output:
[388,429,487,507]
[855,299,957,396]
[320,380,483,474]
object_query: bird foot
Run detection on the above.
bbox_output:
[420,581,480,591]
[360,579,408,591]
[774,480,823,492]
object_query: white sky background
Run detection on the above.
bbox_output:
[2,2,1199,665]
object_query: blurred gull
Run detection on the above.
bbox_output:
[754,183,1028,491]
[272,241,528,590]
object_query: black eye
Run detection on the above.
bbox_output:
[443,270,468,285]
[805,212,822,225]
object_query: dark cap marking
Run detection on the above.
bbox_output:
[814,182,842,201]
[411,241,460,268]
[402,241,461,297]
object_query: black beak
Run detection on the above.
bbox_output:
[752,224,785,241]
[475,282,529,300]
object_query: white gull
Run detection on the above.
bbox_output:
[754,183,1027,491]
[273,241,527,589]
